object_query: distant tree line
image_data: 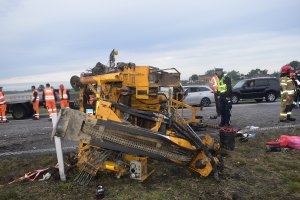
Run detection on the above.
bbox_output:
[188,60,300,82]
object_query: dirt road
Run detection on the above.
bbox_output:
[0,101,299,156]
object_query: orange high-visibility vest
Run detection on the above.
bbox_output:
[59,89,68,100]
[0,92,5,104]
[32,89,40,101]
[44,88,55,101]
[210,76,218,92]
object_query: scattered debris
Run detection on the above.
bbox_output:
[266,135,300,151]
[8,167,57,185]
[96,185,105,199]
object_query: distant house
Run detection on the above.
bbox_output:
[188,75,212,84]
[198,75,211,84]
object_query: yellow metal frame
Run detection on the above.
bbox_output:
[74,60,220,179]
[170,99,201,125]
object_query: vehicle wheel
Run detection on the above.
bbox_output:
[12,105,27,120]
[266,92,276,102]
[200,98,211,107]
[255,99,263,103]
[231,95,239,104]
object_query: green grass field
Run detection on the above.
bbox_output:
[0,130,299,200]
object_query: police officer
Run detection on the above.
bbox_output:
[215,68,232,127]
[279,64,296,122]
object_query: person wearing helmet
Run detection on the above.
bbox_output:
[279,64,296,122]
[58,84,70,108]
[215,68,232,127]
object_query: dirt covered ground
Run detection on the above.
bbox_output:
[0,102,300,199]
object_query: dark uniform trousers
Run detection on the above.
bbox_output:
[219,96,232,125]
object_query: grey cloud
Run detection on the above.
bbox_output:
[0,0,300,89]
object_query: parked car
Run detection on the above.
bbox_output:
[183,85,215,107]
[231,77,280,104]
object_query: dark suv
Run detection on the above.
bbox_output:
[231,77,280,104]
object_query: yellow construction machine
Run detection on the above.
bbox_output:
[53,50,222,185]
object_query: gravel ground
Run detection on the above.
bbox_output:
[0,101,299,156]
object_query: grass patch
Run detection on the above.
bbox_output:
[288,181,300,193]
[0,131,300,199]
[0,190,19,200]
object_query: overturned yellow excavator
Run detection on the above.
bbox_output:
[54,50,222,185]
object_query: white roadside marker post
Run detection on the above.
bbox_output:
[51,112,66,181]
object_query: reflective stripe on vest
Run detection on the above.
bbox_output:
[32,90,40,101]
[217,74,228,94]
[59,89,68,100]
[210,76,218,92]
[287,90,295,95]
[44,88,55,100]
[0,92,6,104]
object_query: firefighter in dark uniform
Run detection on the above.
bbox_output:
[292,70,300,108]
[280,64,296,122]
[215,68,232,127]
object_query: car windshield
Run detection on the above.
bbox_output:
[233,80,246,89]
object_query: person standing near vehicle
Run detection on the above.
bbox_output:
[209,72,220,116]
[0,86,8,123]
[43,83,57,121]
[58,84,70,108]
[215,68,232,127]
[31,85,40,120]
[279,64,296,122]
[290,72,299,109]
[294,70,300,108]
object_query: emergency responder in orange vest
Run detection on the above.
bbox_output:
[0,86,8,123]
[209,72,220,116]
[43,83,57,121]
[59,84,70,108]
[280,64,296,122]
[31,85,40,120]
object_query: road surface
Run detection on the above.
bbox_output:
[0,101,299,157]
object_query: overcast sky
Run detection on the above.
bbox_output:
[1,0,300,90]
